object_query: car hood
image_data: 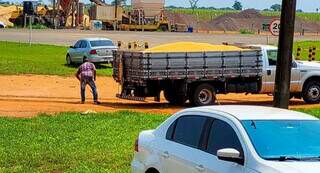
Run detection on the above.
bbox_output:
[264,161,320,173]
[298,61,320,70]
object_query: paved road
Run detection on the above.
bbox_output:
[1,29,319,47]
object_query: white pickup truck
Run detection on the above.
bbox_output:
[113,44,320,106]
[258,45,320,104]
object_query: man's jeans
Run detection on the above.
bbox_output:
[81,77,98,102]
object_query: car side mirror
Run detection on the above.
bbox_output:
[217,148,244,165]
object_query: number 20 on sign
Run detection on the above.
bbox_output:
[269,19,281,36]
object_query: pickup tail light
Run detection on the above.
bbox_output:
[90,49,97,55]
[134,138,139,152]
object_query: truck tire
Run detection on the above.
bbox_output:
[303,81,320,104]
[164,89,186,105]
[191,83,216,106]
[160,25,168,32]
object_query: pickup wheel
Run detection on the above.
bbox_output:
[191,83,216,106]
[303,81,320,104]
[164,89,186,105]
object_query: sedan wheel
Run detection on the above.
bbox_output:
[66,55,73,66]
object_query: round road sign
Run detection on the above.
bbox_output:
[269,19,281,36]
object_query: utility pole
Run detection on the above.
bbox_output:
[53,0,56,29]
[114,0,118,30]
[273,0,297,109]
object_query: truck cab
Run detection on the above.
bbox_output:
[257,45,320,103]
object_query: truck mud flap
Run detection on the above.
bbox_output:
[116,94,146,101]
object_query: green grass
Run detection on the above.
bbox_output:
[168,8,320,22]
[0,109,320,172]
[296,108,320,118]
[0,41,113,76]
[1,40,319,77]
[293,41,320,60]
[239,28,255,34]
[31,24,48,29]
[169,8,238,21]
[261,11,320,23]
[0,111,168,173]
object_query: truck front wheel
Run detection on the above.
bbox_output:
[190,83,216,106]
[303,81,320,104]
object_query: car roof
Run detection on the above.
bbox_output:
[82,38,112,41]
[180,105,317,121]
[248,44,277,50]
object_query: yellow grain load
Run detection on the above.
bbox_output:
[143,42,245,53]
[66,14,91,28]
[0,5,18,27]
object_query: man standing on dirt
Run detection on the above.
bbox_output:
[76,59,100,105]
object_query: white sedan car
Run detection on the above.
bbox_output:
[132,106,320,173]
[66,38,117,65]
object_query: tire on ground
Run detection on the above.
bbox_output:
[160,25,168,32]
[302,81,320,104]
[164,89,186,105]
[66,54,73,66]
[83,57,87,63]
[190,83,216,106]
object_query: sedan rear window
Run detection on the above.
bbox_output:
[171,116,207,148]
[90,40,114,47]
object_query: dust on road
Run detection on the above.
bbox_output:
[0,75,319,117]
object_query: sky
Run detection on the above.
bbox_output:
[4,0,320,12]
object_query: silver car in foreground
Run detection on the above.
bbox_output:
[66,38,117,65]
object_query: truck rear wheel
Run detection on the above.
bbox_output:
[191,83,216,106]
[303,81,320,104]
[164,89,186,105]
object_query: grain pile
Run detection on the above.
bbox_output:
[0,5,17,27]
[65,14,91,28]
[143,42,244,53]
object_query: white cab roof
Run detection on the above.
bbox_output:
[248,44,277,50]
[182,105,317,121]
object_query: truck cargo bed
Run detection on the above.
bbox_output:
[113,49,263,84]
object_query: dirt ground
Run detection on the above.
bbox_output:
[1,75,320,118]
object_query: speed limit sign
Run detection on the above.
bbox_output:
[269,19,281,36]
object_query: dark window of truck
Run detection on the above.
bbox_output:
[206,119,243,156]
[267,50,278,66]
[171,116,207,148]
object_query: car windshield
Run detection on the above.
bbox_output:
[90,40,114,47]
[242,120,320,160]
